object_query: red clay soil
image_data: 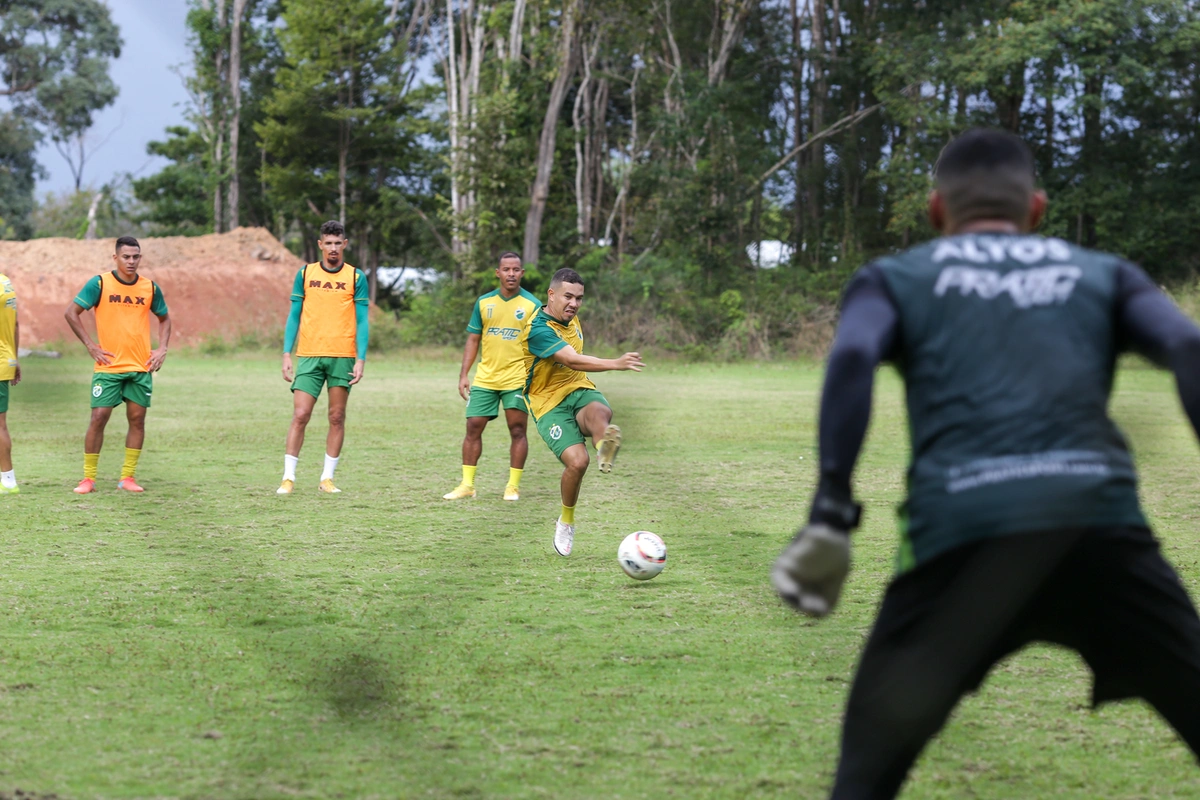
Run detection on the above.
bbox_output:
[0,228,301,346]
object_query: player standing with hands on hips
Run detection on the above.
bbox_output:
[278,220,369,494]
[443,251,540,501]
[520,268,643,556]
[65,236,171,494]
[772,128,1200,798]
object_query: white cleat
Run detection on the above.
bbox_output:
[554,519,575,557]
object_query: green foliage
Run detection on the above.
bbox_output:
[30,181,145,240]
[0,113,41,239]
[0,0,121,230]
[132,126,212,236]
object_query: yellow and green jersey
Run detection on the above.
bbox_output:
[73,272,168,374]
[0,273,16,381]
[468,288,540,390]
[520,307,596,418]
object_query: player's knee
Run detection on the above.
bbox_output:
[509,424,526,440]
[90,407,113,425]
[466,418,487,438]
[562,448,589,473]
[328,408,346,427]
[292,408,313,426]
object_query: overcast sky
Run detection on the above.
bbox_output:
[34,0,192,197]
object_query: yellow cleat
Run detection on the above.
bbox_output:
[0,484,18,494]
[597,424,622,473]
[318,478,341,494]
[503,485,520,501]
[276,479,294,495]
[443,482,476,500]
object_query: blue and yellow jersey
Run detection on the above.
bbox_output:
[520,307,595,418]
[467,288,540,390]
[74,272,168,374]
[0,273,16,381]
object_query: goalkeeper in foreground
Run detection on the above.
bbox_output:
[773,128,1200,798]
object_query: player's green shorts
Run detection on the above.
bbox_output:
[292,356,356,398]
[0,380,8,414]
[465,387,527,420]
[91,371,153,408]
[533,388,610,461]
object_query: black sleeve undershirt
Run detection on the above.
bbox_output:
[813,265,899,510]
[1114,260,1200,439]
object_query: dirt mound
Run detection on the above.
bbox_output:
[0,228,301,346]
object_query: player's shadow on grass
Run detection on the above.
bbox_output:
[313,650,402,721]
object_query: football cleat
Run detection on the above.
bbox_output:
[318,478,341,494]
[597,424,622,473]
[117,477,145,493]
[73,478,96,494]
[442,482,476,500]
[503,485,520,501]
[276,479,294,495]
[554,519,575,557]
[0,484,18,494]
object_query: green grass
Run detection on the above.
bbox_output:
[2,354,1200,799]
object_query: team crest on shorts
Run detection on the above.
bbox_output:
[515,307,526,321]
[549,424,563,440]
[92,384,102,398]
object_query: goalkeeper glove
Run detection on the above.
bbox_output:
[771,487,861,618]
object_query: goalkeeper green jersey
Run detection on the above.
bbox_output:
[874,233,1147,571]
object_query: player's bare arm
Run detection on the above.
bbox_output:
[147,313,172,372]
[457,333,482,400]
[551,345,644,373]
[63,301,114,366]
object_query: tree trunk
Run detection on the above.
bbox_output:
[213,0,228,234]
[84,191,104,240]
[227,0,248,230]
[807,0,827,238]
[523,0,579,267]
[1081,71,1102,248]
[791,0,805,256]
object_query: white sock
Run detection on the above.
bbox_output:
[283,454,298,482]
[0,470,14,488]
[321,453,339,481]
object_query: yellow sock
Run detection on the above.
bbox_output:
[121,448,141,480]
[462,464,477,487]
[560,504,575,525]
[84,453,99,480]
[508,468,523,489]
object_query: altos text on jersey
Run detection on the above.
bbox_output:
[869,233,1146,570]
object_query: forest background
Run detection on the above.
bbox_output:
[2,0,1199,357]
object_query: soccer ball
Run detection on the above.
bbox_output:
[618,531,667,581]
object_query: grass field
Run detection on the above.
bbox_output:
[3,352,1200,799]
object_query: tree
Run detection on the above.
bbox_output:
[0,0,122,236]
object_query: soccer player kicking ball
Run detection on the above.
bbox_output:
[520,268,643,556]
[0,272,20,494]
[444,252,540,502]
[278,220,368,494]
[65,236,171,494]
[772,128,1200,798]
